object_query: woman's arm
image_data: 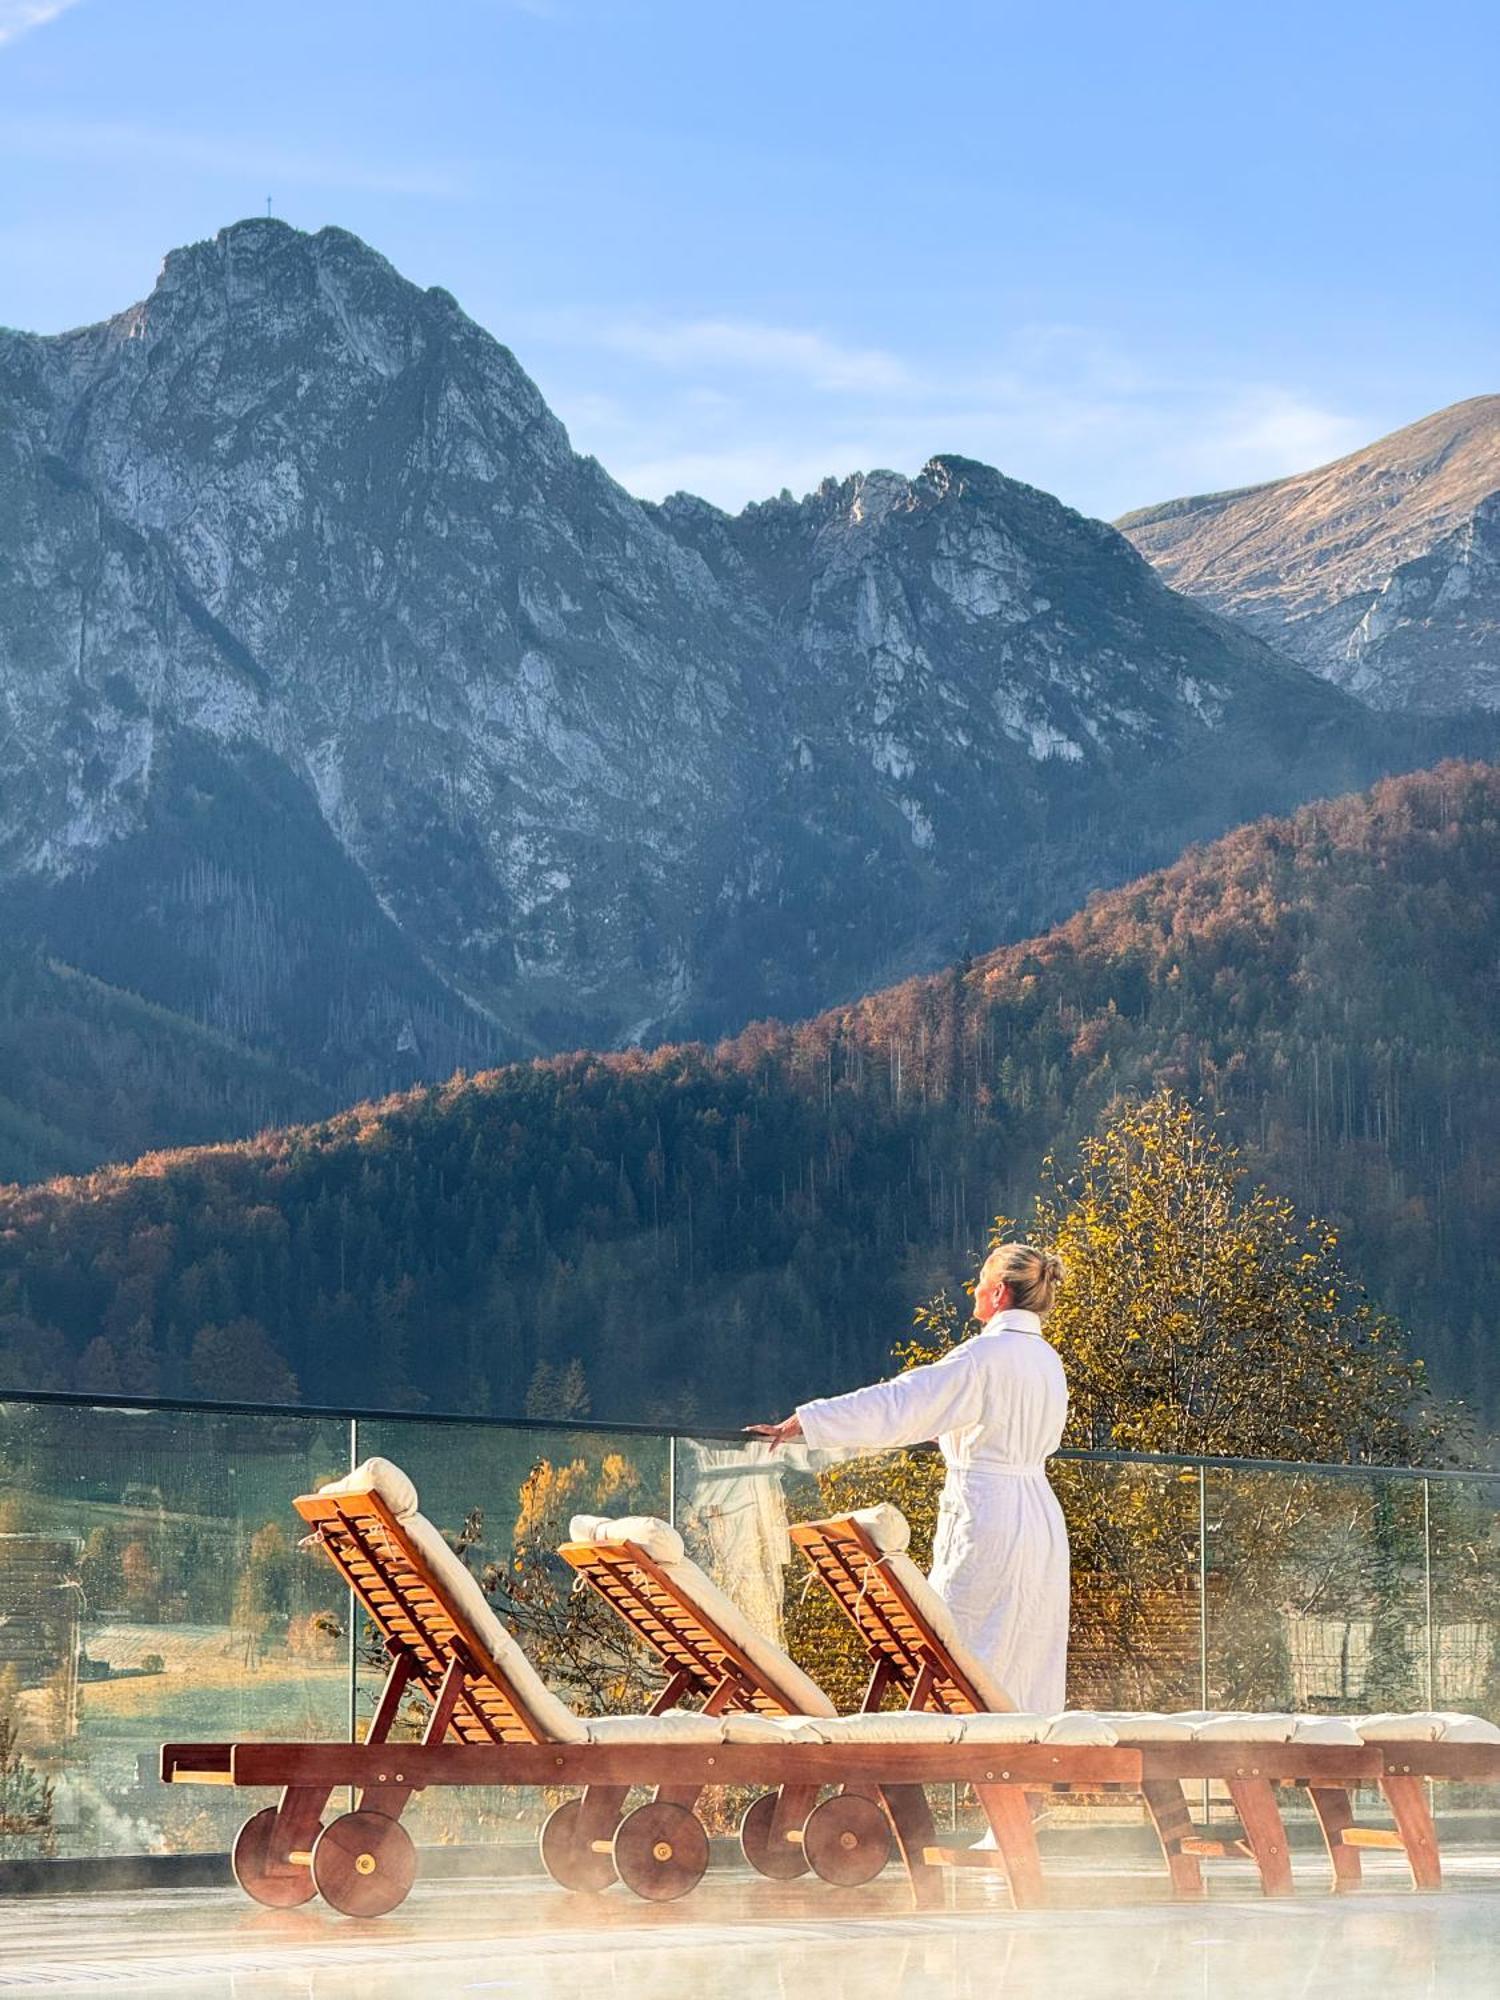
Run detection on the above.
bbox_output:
[750,1342,982,1456]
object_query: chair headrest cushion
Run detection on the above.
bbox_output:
[318,1456,419,1521]
[842,1503,911,1556]
[568,1513,686,1565]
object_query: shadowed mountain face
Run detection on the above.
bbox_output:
[0,219,1401,1114]
[1119,397,1500,712]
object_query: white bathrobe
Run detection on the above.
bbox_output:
[796,1308,1070,1712]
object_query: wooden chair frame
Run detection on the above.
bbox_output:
[163,1733,1154,1910]
[557,1536,796,1718]
[164,1478,1145,1912]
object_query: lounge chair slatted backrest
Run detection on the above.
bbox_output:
[789,1505,1015,1715]
[296,1457,588,1747]
[560,1514,837,1719]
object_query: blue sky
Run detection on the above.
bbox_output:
[1,0,1495,519]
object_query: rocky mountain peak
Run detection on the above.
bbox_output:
[0,218,1388,1104]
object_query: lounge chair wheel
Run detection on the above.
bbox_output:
[539,1797,619,1893]
[232,1806,320,1908]
[802,1795,892,1887]
[739,1791,811,1879]
[310,1809,417,1917]
[612,1801,709,1902]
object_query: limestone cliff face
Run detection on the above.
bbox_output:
[1,218,1369,1085]
[1119,397,1500,711]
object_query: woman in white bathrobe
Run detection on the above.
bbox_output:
[749,1242,1070,1713]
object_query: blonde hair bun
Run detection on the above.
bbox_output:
[979,1241,1064,1317]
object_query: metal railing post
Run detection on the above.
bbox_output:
[1208,1464,1216,1824]
[1208,1464,1216,1712]
[348,1414,359,1807]
[1423,1475,1435,1710]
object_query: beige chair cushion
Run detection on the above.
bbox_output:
[586,1710,726,1744]
[1080,1711,1195,1742]
[721,1709,968,1746]
[1355,1711,1500,1744]
[875,1546,1015,1713]
[813,1505,1014,1714]
[921,1711,1122,1746]
[1041,1711,1125,1746]
[320,1455,419,1520]
[1192,1711,1363,1745]
[318,1458,589,1744]
[1092,1710,1363,1746]
[722,1709,1118,1747]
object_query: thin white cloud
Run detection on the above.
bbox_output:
[1197,387,1368,481]
[540,321,1372,521]
[0,0,80,46]
[0,117,465,197]
[527,304,1371,516]
[569,314,912,394]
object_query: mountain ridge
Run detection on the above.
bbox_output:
[1119,395,1500,711]
[0,216,1401,1124]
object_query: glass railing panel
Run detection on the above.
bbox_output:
[1054,1459,1204,1713]
[0,1400,350,1861]
[3,1384,1495,1874]
[671,1432,882,1831]
[668,1431,858,1766]
[352,1414,671,1848]
[1425,1472,1500,1815]
[1203,1465,1428,1717]
[670,1440,1202,1838]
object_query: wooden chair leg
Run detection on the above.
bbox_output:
[1141,1779,1206,1898]
[880,1784,945,1910]
[771,1783,820,1845]
[974,1784,1047,1909]
[1380,1775,1442,1892]
[653,1782,705,1811]
[1307,1785,1363,1893]
[1225,1776,1294,1898]
[272,1784,332,1862]
[576,1784,631,1853]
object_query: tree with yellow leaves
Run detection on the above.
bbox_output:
[1036,1090,1432,1463]
[482,1451,660,1714]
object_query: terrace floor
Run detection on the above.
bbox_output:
[5,1851,1500,1999]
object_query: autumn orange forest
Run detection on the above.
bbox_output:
[1,760,1497,1437]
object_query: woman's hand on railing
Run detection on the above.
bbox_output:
[744,1414,804,1452]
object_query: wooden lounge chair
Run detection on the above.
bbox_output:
[167,1458,738,1913]
[160,1459,1147,1915]
[559,1512,877,1882]
[788,1504,1488,1898]
[561,1510,1139,1901]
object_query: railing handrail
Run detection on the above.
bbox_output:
[2,1382,1495,1484]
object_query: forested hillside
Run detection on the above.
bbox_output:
[0,948,330,1183]
[1,761,1495,1425]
